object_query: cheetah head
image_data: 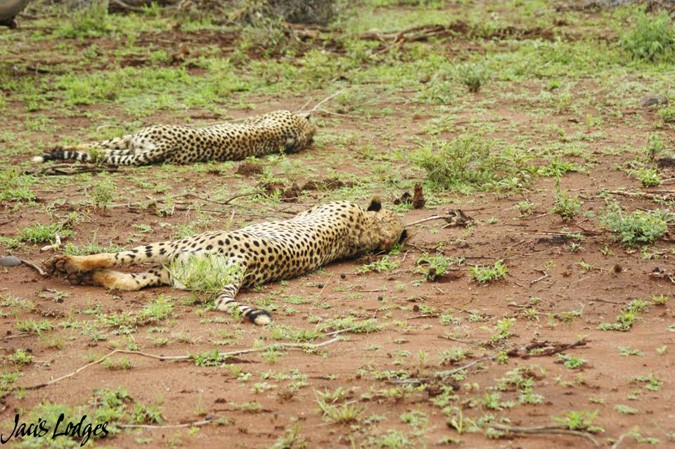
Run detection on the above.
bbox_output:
[289,112,317,150]
[362,197,407,253]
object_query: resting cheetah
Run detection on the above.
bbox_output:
[32,110,316,166]
[47,199,406,325]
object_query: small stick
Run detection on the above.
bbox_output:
[439,354,497,380]
[323,327,364,337]
[0,332,29,341]
[19,259,47,276]
[41,234,61,252]
[611,433,629,449]
[530,272,549,285]
[487,424,600,448]
[408,314,440,320]
[119,417,213,430]
[405,215,447,227]
[437,335,474,344]
[180,191,259,206]
[301,90,344,115]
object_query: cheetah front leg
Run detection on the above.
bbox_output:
[48,241,179,279]
[90,267,172,290]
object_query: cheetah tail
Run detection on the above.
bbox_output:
[32,149,91,163]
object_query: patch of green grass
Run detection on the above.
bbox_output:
[633,167,661,187]
[102,357,134,370]
[54,1,112,39]
[458,62,489,93]
[90,175,117,208]
[270,324,321,342]
[552,410,603,433]
[551,183,581,222]
[415,254,459,281]
[168,254,243,300]
[601,204,671,246]
[413,135,534,193]
[0,168,36,203]
[0,372,19,400]
[621,10,674,63]
[6,349,33,366]
[16,319,53,334]
[598,299,649,331]
[316,317,382,333]
[556,353,586,369]
[19,223,74,244]
[358,255,400,273]
[470,260,508,283]
[316,394,362,424]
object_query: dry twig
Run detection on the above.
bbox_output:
[20,259,47,276]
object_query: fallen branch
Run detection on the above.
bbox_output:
[487,423,600,448]
[23,337,342,390]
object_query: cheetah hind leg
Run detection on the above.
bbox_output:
[211,269,271,326]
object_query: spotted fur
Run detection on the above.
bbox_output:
[47,199,406,325]
[32,110,316,166]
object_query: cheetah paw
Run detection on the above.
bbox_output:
[47,255,87,277]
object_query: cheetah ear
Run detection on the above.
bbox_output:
[398,229,409,243]
[299,112,311,121]
[367,197,382,212]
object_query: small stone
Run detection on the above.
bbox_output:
[0,256,21,267]
[640,95,668,108]
[340,273,346,279]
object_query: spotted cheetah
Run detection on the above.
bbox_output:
[32,110,316,166]
[47,199,406,325]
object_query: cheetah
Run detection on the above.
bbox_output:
[32,110,316,166]
[47,199,407,325]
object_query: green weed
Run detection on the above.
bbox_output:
[470,260,508,283]
[413,135,534,193]
[601,204,671,246]
[415,254,458,281]
[552,410,603,433]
